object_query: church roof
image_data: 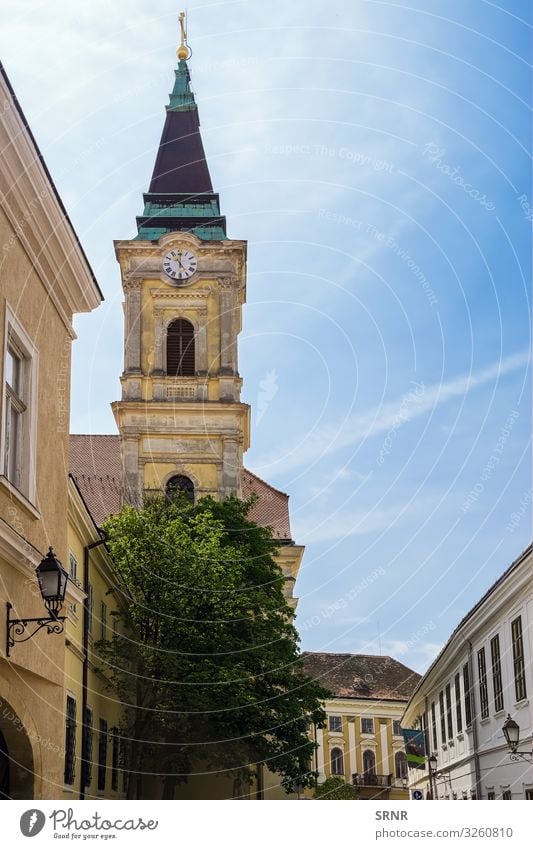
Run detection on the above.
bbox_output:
[69,434,293,541]
[301,652,421,702]
[135,59,226,241]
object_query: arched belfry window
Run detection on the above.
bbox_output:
[166,474,194,503]
[166,318,195,376]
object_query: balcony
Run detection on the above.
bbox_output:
[352,773,392,788]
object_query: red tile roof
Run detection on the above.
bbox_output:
[69,434,292,540]
[301,652,421,702]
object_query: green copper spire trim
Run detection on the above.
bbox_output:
[167,59,196,112]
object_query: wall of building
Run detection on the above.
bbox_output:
[312,697,409,800]
[403,546,533,800]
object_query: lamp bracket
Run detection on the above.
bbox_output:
[6,603,66,657]
[510,752,533,764]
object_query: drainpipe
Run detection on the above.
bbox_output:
[467,641,482,800]
[79,534,107,800]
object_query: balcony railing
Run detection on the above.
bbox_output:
[352,773,392,788]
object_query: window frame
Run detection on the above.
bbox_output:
[463,662,473,727]
[395,751,407,780]
[392,720,402,737]
[439,691,446,742]
[445,683,453,739]
[330,746,344,776]
[431,701,437,750]
[98,718,108,791]
[511,616,527,702]
[328,715,342,733]
[477,647,489,720]
[82,706,93,789]
[361,717,374,735]
[455,672,462,733]
[490,634,504,713]
[1,306,39,504]
[362,749,376,776]
[166,317,195,377]
[64,695,77,786]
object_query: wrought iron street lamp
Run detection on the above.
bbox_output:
[6,547,69,656]
[502,714,533,763]
[427,753,438,800]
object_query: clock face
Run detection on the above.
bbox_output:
[162,249,198,281]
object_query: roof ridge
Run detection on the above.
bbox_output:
[243,467,289,499]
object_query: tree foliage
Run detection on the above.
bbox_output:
[98,494,328,798]
[314,777,360,800]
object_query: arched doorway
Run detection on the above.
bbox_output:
[0,700,35,799]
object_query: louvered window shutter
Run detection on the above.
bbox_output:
[167,319,195,376]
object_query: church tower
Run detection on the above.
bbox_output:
[112,17,250,505]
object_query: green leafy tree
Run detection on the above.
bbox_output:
[315,777,360,800]
[98,494,328,798]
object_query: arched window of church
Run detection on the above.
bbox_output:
[166,318,195,376]
[330,747,344,776]
[395,751,407,779]
[363,749,376,776]
[166,474,194,503]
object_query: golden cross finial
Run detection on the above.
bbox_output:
[177,11,191,60]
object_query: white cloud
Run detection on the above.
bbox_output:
[255,349,530,473]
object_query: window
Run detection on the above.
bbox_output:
[525,789,533,800]
[166,318,195,376]
[463,663,472,727]
[82,707,93,788]
[69,552,78,582]
[511,616,527,702]
[439,691,446,742]
[166,474,194,503]
[431,702,437,750]
[64,696,76,786]
[98,719,108,791]
[330,747,344,776]
[445,683,453,739]
[362,749,376,776]
[490,635,504,713]
[477,648,489,719]
[455,673,462,733]
[502,790,512,800]
[111,728,119,792]
[329,715,342,733]
[1,311,38,500]
[395,751,407,780]
[393,720,401,736]
[100,601,107,641]
[487,791,495,800]
[361,717,374,734]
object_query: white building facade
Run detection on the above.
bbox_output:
[403,544,533,800]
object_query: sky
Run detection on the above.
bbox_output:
[1,0,531,673]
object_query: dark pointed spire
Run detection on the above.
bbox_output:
[136,15,226,241]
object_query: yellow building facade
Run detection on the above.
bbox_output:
[0,62,101,799]
[302,653,421,800]
[62,477,125,801]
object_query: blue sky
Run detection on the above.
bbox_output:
[1,0,531,673]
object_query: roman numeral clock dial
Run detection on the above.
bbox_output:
[162,249,198,281]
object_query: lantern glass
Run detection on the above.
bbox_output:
[36,547,68,615]
[502,715,520,750]
[428,754,438,772]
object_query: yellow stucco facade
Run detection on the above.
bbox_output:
[0,64,101,799]
[62,479,125,801]
[311,698,410,800]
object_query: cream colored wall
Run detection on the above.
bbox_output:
[62,489,125,800]
[316,698,409,800]
[0,206,74,799]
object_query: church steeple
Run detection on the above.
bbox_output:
[136,15,226,241]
